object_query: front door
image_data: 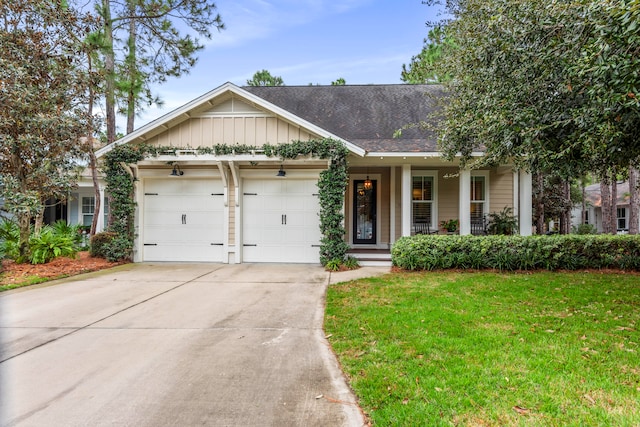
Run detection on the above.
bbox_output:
[353,179,376,244]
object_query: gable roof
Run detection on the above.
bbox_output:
[96,82,365,157]
[585,181,632,207]
[244,84,443,154]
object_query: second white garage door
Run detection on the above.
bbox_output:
[143,178,225,262]
[242,179,321,263]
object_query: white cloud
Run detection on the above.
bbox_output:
[207,0,371,47]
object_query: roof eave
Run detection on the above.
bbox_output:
[95,82,366,158]
[365,151,485,158]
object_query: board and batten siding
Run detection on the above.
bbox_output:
[143,97,320,148]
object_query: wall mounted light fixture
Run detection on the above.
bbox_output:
[363,167,372,190]
[276,165,286,177]
[169,164,184,177]
[363,175,372,191]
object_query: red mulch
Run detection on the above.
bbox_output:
[1,251,128,285]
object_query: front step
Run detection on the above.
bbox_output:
[348,249,392,267]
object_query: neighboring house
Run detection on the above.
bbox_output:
[95,82,533,264]
[572,181,639,233]
[0,171,108,233]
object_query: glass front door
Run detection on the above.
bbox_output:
[353,179,376,244]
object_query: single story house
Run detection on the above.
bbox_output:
[572,181,639,233]
[94,82,533,264]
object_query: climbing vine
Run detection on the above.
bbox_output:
[102,139,350,265]
[102,144,147,261]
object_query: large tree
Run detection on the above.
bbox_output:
[426,0,639,232]
[0,1,91,259]
[95,0,224,142]
[246,69,284,87]
[401,26,451,84]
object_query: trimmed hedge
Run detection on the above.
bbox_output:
[391,234,640,271]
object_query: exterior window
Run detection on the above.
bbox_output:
[584,210,590,224]
[412,175,434,230]
[82,197,95,227]
[617,207,627,231]
[103,197,110,227]
[81,196,109,227]
[470,175,486,220]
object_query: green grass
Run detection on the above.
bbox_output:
[325,271,640,426]
[0,274,68,292]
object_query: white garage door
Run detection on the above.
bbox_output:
[143,178,224,262]
[243,179,321,263]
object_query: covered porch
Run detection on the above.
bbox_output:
[345,160,532,255]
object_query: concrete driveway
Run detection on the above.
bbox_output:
[0,263,388,426]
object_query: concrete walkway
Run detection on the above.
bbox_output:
[0,263,389,427]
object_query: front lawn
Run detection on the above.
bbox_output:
[325,271,640,426]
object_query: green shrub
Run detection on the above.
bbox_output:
[325,259,342,272]
[573,223,597,234]
[343,255,360,269]
[392,234,640,271]
[50,220,84,245]
[0,217,20,260]
[487,207,518,235]
[89,232,118,259]
[90,233,131,262]
[29,226,78,264]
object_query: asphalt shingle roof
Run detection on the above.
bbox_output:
[244,84,443,153]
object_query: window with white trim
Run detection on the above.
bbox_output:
[81,196,109,227]
[412,173,436,231]
[617,207,627,231]
[470,175,486,220]
[81,197,94,227]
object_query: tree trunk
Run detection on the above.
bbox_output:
[535,172,545,234]
[581,178,587,225]
[34,208,44,234]
[89,150,101,236]
[18,213,31,262]
[103,0,116,144]
[560,179,571,234]
[601,178,612,234]
[126,2,137,134]
[629,166,639,235]
[86,52,101,237]
[610,174,618,233]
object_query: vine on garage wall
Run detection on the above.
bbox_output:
[102,138,350,265]
[102,144,146,261]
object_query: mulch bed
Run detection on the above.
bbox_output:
[1,251,128,285]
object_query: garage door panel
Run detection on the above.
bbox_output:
[178,196,217,212]
[143,178,224,262]
[284,180,309,193]
[260,196,283,211]
[242,178,320,263]
[184,211,224,227]
[144,211,179,226]
[144,208,224,225]
[145,225,220,242]
[144,243,222,262]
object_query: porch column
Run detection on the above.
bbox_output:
[459,169,471,235]
[512,171,519,219]
[402,164,412,236]
[95,185,106,233]
[519,170,533,235]
[390,166,396,244]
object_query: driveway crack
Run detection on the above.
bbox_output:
[0,269,215,364]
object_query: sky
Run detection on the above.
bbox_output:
[133,0,445,129]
